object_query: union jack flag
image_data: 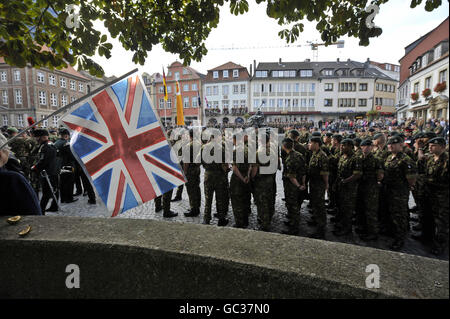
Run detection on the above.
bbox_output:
[61,75,186,216]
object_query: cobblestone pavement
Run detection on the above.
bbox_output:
[49,168,448,262]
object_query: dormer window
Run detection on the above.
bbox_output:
[255,71,268,78]
[322,69,333,76]
[233,69,239,77]
[223,70,229,78]
[434,44,442,60]
[300,70,313,77]
[213,71,219,79]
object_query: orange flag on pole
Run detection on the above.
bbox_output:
[175,81,184,125]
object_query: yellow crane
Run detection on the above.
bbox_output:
[308,40,345,61]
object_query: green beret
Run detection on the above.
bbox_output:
[353,138,362,145]
[6,127,18,133]
[311,131,321,137]
[368,128,375,132]
[373,133,384,140]
[387,136,404,145]
[32,128,49,137]
[360,139,373,146]
[341,138,354,146]
[390,131,399,137]
[428,137,446,146]
[325,132,333,137]
[289,129,300,137]
[59,128,70,136]
[413,132,424,139]
[309,136,322,145]
[332,134,343,142]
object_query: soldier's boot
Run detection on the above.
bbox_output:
[217,218,229,227]
[389,238,405,251]
[163,210,178,218]
[184,208,200,217]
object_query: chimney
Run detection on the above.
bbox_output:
[305,58,310,62]
[279,58,282,65]
[249,64,253,77]
[253,60,256,74]
[337,58,340,62]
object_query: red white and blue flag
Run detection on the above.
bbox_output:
[61,75,186,216]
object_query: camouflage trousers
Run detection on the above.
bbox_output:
[309,180,327,230]
[154,190,173,214]
[327,173,337,209]
[185,167,201,210]
[412,176,433,239]
[424,185,449,251]
[203,170,229,222]
[336,182,358,232]
[385,186,410,241]
[283,177,305,229]
[254,174,275,231]
[356,182,380,235]
[230,174,252,227]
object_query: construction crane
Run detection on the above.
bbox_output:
[308,40,345,61]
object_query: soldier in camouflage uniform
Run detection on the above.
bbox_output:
[198,133,230,226]
[326,134,342,215]
[299,127,310,144]
[307,136,329,239]
[7,127,33,179]
[230,134,252,228]
[183,129,202,217]
[419,137,449,255]
[356,139,384,241]
[251,133,277,231]
[333,139,362,236]
[384,136,417,250]
[281,138,307,235]
[372,132,390,234]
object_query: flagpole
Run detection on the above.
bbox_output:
[0,68,139,150]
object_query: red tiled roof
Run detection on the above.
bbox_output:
[209,61,246,71]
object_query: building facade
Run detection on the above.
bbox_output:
[154,61,204,126]
[250,58,397,124]
[397,18,449,121]
[0,57,89,128]
[203,62,250,125]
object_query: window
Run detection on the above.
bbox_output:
[261,83,266,93]
[340,82,356,92]
[272,71,279,77]
[70,80,76,90]
[78,83,84,92]
[240,100,246,107]
[414,82,419,93]
[159,86,164,93]
[233,100,239,108]
[425,77,432,89]
[324,99,333,107]
[17,115,24,127]
[48,75,56,85]
[222,85,229,95]
[338,98,355,107]
[222,100,229,108]
[253,99,260,108]
[52,116,59,127]
[2,90,8,104]
[310,83,315,93]
[14,70,20,81]
[277,83,284,93]
[292,99,299,107]
[50,93,57,107]
[289,70,296,77]
[167,85,172,93]
[1,71,6,82]
[358,99,367,107]
[183,97,190,108]
[175,72,180,80]
[293,83,300,93]
[269,99,275,107]
[300,70,313,77]
[359,83,368,91]
[182,68,189,75]
[183,84,189,92]
[324,83,333,91]
[60,77,66,88]
[213,71,219,79]
[223,70,229,78]
[285,83,291,93]
[240,84,246,94]
[213,86,218,95]
[323,69,333,76]
[300,99,307,107]
[37,72,45,83]
[192,97,197,107]
[61,94,67,107]
[309,99,315,107]
[233,85,239,94]
[159,99,165,109]
[233,69,239,77]
[434,45,442,60]
[167,99,172,109]
[284,99,291,107]
[191,83,198,91]
[40,115,47,128]
[15,89,22,104]
[255,71,268,78]
[301,83,307,93]
[277,99,283,107]
[39,91,47,105]
[2,114,8,126]
[206,86,211,96]
[439,69,447,83]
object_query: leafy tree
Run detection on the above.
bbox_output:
[0,0,445,77]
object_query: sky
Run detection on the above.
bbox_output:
[89,0,450,77]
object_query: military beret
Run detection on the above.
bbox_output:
[341,138,354,146]
[353,138,362,145]
[413,132,424,139]
[423,132,437,139]
[325,132,334,137]
[428,137,446,146]
[347,133,356,139]
[59,128,70,136]
[289,129,300,137]
[373,133,384,140]
[32,128,49,137]
[360,139,373,146]
[332,134,343,142]
[387,136,404,145]
[311,131,321,137]
[368,128,375,132]
[390,131,399,136]
[309,137,322,145]
[6,127,18,133]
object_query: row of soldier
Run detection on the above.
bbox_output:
[160,126,448,256]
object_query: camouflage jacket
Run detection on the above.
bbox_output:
[337,151,362,181]
[9,137,32,158]
[308,149,329,179]
[384,152,417,189]
[283,150,307,182]
[373,145,390,162]
[360,152,384,184]
[424,151,449,189]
